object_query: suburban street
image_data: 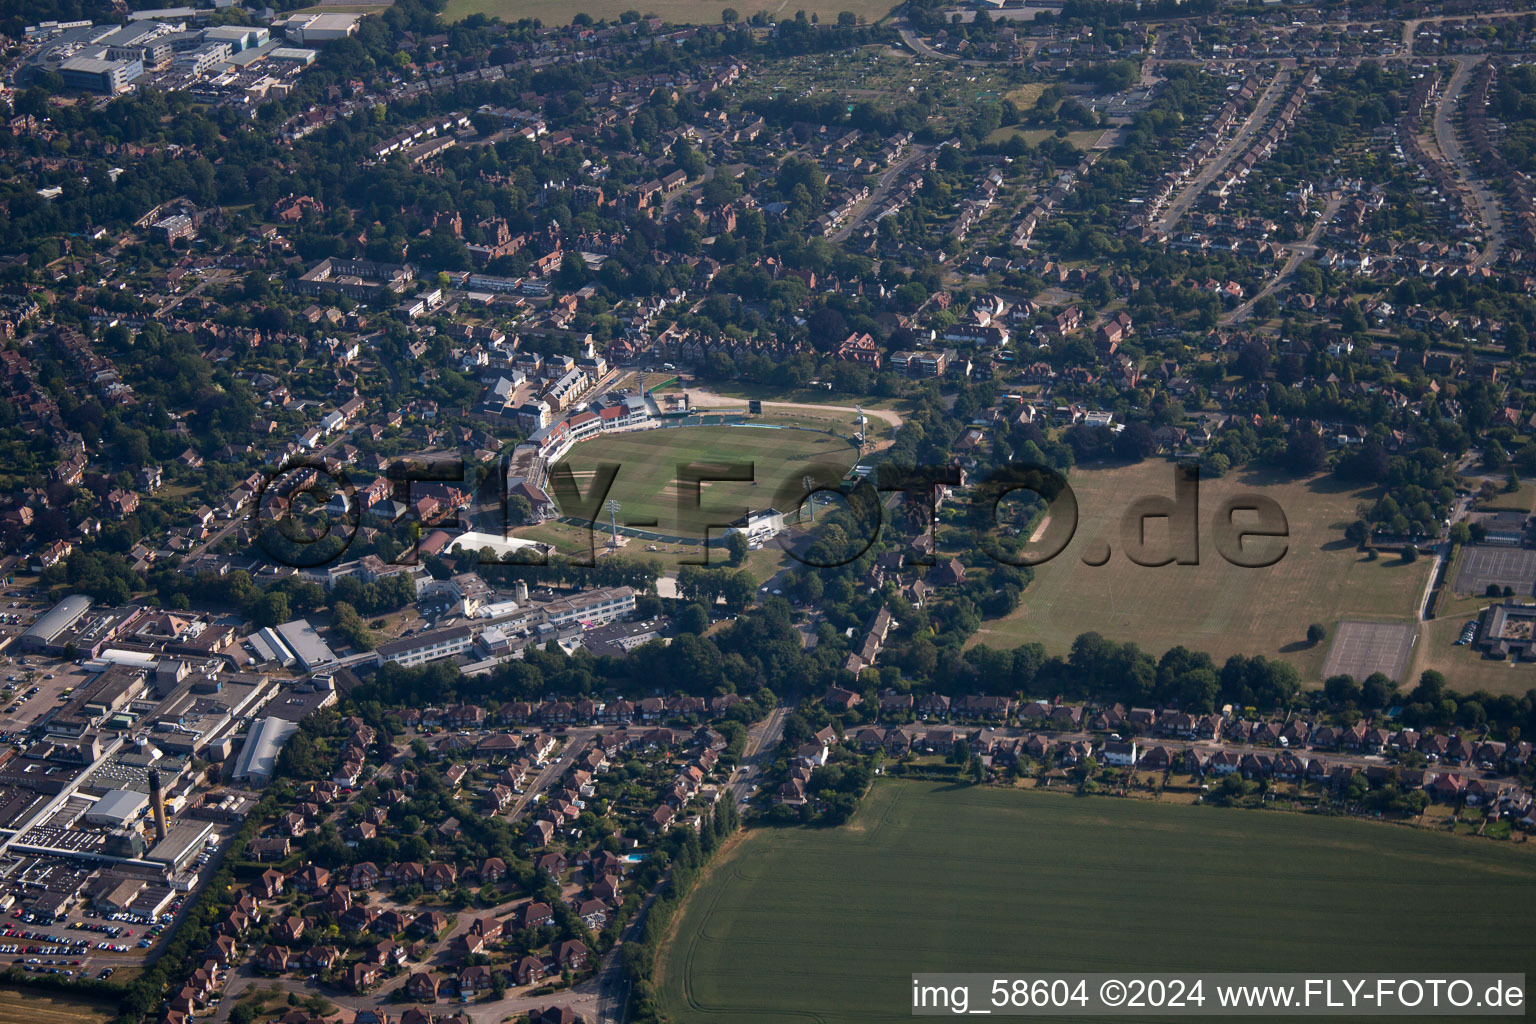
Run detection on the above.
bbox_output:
[1154,69,1292,236]
[1432,56,1504,267]
[506,728,597,822]
[831,145,927,243]
[1223,192,1344,324]
[726,704,790,807]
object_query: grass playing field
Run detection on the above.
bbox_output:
[968,461,1432,681]
[551,424,858,542]
[657,781,1536,1024]
[983,126,1109,149]
[1411,615,1536,698]
[442,0,897,25]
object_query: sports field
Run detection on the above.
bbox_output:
[657,781,1536,1024]
[442,0,897,25]
[551,424,858,541]
[969,461,1432,680]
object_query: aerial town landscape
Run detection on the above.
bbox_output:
[2,0,1536,1018]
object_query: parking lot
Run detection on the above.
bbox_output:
[0,661,91,737]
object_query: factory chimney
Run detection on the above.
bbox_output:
[149,768,167,842]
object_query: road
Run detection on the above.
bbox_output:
[1222,192,1344,325]
[154,275,214,317]
[895,21,975,64]
[505,729,596,822]
[726,704,790,807]
[831,145,926,243]
[1154,70,1292,237]
[1433,57,1504,267]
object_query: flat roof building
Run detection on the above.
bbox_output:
[281,13,360,44]
[84,788,150,828]
[268,46,316,64]
[60,55,142,95]
[540,586,635,629]
[273,619,338,672]
[202,25,268,51]
[146,822,215,872]
[375,625,474,669]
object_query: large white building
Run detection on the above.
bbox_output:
[726,508,786,546]
[540,586,636,629]
[280,13,360,44]
[60,54,142,94]
[374,625,474,669]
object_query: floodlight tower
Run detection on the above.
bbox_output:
[802,475,817,524]
[605,498,622,548]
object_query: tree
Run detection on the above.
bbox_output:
[1360,673,1393,709]
[1113,421,1155,462]
[1306,623,1327,646]
[677,603,709,634]
[1283,430,1327,475]
[1235,340,1271,381]
[721,6,738,21]
[1324,674,1360,706]
[720,571,756,613]
[725,531,749,567]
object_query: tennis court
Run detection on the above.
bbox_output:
[1320,619,1417,683]
[1453,544,1536,597]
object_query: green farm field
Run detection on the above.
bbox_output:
[970,461,1432,680]
[442,0,897,26]
[657,781,1536,1024]
[551,424,857,540]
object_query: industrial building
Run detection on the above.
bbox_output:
[279,13,361,44]
[201,25,268,51]
[84,789,150,828]
[232,717,299,786]
[44,663,148,737]
[146,822,215,872]
[19,595,92,653]
[268,47,316,64]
